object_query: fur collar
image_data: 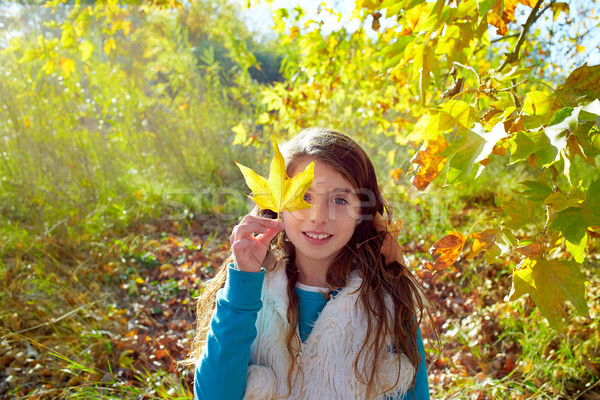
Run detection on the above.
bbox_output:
[243,254,415,400]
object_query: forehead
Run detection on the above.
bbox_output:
[291,159,354,192]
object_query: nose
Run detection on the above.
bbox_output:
[309,202,330,224]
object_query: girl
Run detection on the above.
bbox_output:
[190,128,432,399]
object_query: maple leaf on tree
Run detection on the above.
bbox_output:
[425,230,467,272]
[466,229,499,260]
[509,257,590,332]
[235,135,315,215]
[409,136,448,190]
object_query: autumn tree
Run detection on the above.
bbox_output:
[242,0,600,331]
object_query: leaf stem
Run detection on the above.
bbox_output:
[276,212,282,248]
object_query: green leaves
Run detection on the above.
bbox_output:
[509,257,590,332]
[509,130,556,166]
[549,180,600,243]
[556,63,600,99]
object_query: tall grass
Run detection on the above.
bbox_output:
[0,4,263,397]
[0,4,262,256]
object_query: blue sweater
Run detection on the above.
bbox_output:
[194,265,430,399]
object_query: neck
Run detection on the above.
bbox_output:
[294,255,330,287]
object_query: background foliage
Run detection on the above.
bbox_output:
[0,0,599,398]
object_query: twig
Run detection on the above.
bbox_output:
[498,0,545,73]
[491,33,519,44]
[574,379,600,400]
[3,304,92,337]
[496,79,527,92]
[453,62,481,87]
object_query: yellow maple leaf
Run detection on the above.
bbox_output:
[235,136,315,216]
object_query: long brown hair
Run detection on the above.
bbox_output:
[188,127,434,399]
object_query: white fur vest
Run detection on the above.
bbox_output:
[243,256,415,400]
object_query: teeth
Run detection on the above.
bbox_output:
[305,232,331,240]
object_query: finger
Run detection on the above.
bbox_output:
[236,219,284,237]
[240,215,284,229]
[230,225,239,243]
[234,222,271,239]
[255,228,282,246]
[231,238,254,253]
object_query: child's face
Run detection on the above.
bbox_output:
[282,159,361,271]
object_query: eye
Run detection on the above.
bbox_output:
[303,193,312,203]
[333,197,349,205]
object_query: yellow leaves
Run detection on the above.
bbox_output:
[235,136,315,214]
[79,40,94,62]
[409,135,448,191]
[59,57,76,77]
[231,123,255,147]
[522,91,553,116]
[440,100,476,129]
[551,2,569,21]
[60,23,76,48]
[509,257,590,332]
[104,38,116,55]
[406,101,475,144]
[565,233,588,264]
[42,59,56,75]
[467,229,499,259]
[406,113,440,142]
[488,0,538,35]
[112,19,132,37]
[398,3,433,36]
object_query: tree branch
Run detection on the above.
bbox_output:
[491,33,519,44]
[498,0,546,73]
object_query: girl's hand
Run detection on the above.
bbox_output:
[230,215,285,273]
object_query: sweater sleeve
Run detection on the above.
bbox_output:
[387,328,429,400]
[394,328,429,400]
[194,264,265,400]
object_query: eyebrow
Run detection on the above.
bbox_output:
[307,188,354,194]
[331,188,353,194]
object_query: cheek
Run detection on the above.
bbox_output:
[345,203,362,221]
[282,210,304,227]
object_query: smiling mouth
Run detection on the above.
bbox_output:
[303,232,332,240]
